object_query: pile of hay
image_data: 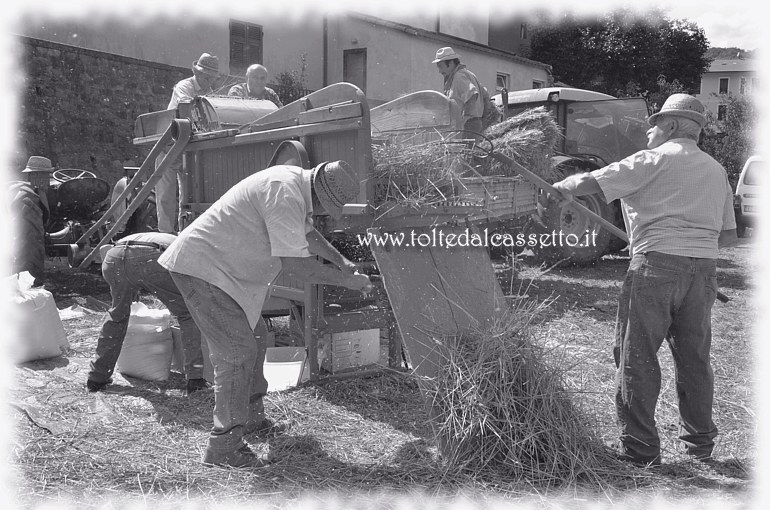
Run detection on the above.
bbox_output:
[423,300,622,487]
[481,106,562,181]
[371,133,474,208]
[371,107,561,208]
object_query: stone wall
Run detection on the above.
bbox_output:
[15,36,189,187]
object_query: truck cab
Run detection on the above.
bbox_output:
[492,87,651,264]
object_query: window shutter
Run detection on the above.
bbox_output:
[246,24,263,66]
[230,21,247,74]
[230,20,263,75]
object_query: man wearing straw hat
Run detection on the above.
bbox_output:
[432,46,486,137]
[155,52,220,233]
[158,160,373,468]
[550,94,737,467]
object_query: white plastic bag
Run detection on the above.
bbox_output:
[8,271,69,364]
[116,302,173,381]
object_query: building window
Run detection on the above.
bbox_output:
[230,20,263,75]
[343,49,367,93]
[496,73,509,92]
[532,80,544,89]
[717,104,727,121]
[740,77,747,94]
[719,78,729,94]
[520,24,528,39]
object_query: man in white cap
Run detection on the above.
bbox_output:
[432,46,486,137]
[155,52,220,233]
[158,160,372,468]
[551,94,737,467]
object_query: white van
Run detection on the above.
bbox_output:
[734,155,764,237]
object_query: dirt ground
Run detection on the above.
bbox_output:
[7,236,759,509]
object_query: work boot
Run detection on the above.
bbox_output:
[244,416,288,436]
[202,444,273,469]
[186,378,210,395]
[615,451,662,467]
[606,440,661,467]
[86,379,110,392]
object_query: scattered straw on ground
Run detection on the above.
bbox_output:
[10,246,757,509]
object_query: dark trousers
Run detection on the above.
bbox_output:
[88,245,204,383]
[614,251,719,460]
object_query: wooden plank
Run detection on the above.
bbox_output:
[248,82,365,130]
[369,226,505,380]
[229,118,363,146]
[299,103,362,125]
[370,90,452,134]
[245,118,299,133]
[321,309,394,332]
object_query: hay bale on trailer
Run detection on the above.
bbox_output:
[482,106,562,181]
[370,105,561,208]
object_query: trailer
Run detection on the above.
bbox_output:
[75,83,539,382]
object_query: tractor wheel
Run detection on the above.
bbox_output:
[533,194,614,267]
[9,183,46,281]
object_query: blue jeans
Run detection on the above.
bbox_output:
[89,245,204,383]
[169,272,269,454]
[614,251,719,460]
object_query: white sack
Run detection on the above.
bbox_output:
[8,271,69,364]
[116,302,172,381]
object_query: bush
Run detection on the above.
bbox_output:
[700,94,757,188]
[274,54,310,105]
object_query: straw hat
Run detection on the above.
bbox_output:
[22,156,54,173]
[432,47,460,63]
[192,53,220,76]
[647,94,707,127]
[311,160,359,219]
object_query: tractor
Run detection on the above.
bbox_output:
[493,87,651,265]
[9,160,156,283]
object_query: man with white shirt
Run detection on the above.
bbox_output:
[155,52,220,232]
[551,94,737,467]
[159,159,372,468]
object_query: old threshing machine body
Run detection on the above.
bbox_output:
[81,83,539,381]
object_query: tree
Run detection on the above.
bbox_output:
[700,94,758,188]
[529,8,710,98]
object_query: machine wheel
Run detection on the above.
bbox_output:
[9,183,46,281]
[533,194,614,266]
